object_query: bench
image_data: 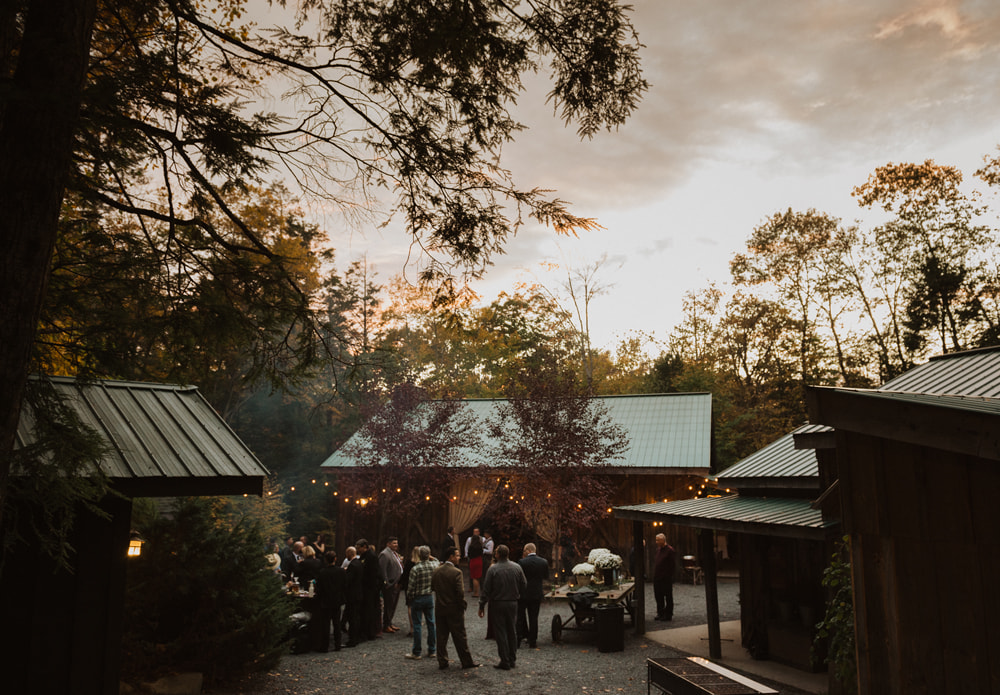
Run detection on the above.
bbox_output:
[647,657,778,695]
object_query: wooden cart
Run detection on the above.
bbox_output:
[545,581,636,643]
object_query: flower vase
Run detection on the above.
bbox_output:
[575,574,591,587]
[603,568,619,587]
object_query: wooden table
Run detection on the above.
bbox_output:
[545,581,636,643]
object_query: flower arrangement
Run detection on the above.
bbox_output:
[571,562,596,576]
[588,548,623,570]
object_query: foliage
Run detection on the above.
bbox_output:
[1,377,113,574]
[122,497,291,687]
[814,536,857,693]
[485,355,629,540]
[338,383,483,538]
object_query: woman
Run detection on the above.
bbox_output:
[467,531,484,597]
[296,544,323,590]
[400,545,420,636]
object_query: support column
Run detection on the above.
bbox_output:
[700,528,721,658]
[633,520,646,635]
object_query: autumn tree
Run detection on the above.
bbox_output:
[485,355,628,558]
[1,0,647,530]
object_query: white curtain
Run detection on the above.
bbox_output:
[448,477,494,534]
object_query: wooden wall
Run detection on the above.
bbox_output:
[838,431,1000,694]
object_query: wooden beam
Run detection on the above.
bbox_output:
[633,520,646,635]
[699,528,721,659]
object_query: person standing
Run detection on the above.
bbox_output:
[404,545,439,660]
[517,543,549,648]
[653,533,677,621]
[344,546,364,647]
[357,539,384,639]
[314,550,347,652]
[465,528,484,596]
[379,536,404,632]
[441,525,457,561]
[481,530,494,571]
[478,544,526,670]
[431,546,479,670]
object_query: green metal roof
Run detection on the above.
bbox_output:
[320,392,712,472]
[717,424,822,489]
[15,376,268,497]
[880,345,1000,397]
[613,495,838,540]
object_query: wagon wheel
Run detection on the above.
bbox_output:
[551,614,563,644]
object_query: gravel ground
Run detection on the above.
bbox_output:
[209,578,814,695]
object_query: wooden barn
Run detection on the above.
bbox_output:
[320,392,713,575]
[1,377,268,694]
[615,423,841,675]
[805,345,1000,694]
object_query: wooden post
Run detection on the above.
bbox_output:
[700,528,722,658]
[633,520,646,635]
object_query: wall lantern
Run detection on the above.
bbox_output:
[127,531,144,558]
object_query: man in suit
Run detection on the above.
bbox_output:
[431,546,479,670]
[314,549,347,651]
[379,536,404,632]
[357,539,384,639]
[441,525,457,561]
[517,542,549,648]
[653,532,677,621]
[344,545,364,646]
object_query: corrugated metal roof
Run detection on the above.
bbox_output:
[880,345,1000,397]
[717,424,821,484]
[16,377,268,496]
[835,388,1000,416]
[321,392,712,472]
[613,495,837,539]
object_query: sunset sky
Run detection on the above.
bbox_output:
[328,1,1000,352]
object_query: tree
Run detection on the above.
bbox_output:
[337,382,483,541]
[1,0,647,531]
[485,355,628,556]
[853,160,992,355]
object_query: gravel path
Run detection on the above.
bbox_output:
[209,578,813,695]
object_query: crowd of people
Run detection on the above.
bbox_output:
[265,528,680,671]
[265,528,553,670]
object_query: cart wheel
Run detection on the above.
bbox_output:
[551,614,563,643]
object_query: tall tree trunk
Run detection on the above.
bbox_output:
[0,0,98,530]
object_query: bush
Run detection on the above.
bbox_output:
[122,497,292,686]
[814,535,857,692]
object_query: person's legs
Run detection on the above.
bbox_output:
[331,604,343,649]
[435,611,450,667]
[493,600,517,667]
[450,612,476,667]
[517,599,528,643]
[665,579,674,619]
[526,599,541,646]
[653,577,666,618]
[411,598,424,656]
[423,599,437,655]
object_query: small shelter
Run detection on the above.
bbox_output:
[805,345,1000,693]
[321,393,713,567]
[615,423,840,674]
[1,376,269,694]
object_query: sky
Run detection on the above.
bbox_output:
[329,1,1000,353]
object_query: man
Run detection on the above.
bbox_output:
[314,549,347,652]
[404,545,439,660]
[379,536,404,632]
[279,536,297,580]
[341,545,356,569]
[441,526,456,561]
[357,539,384,639]
[344,545,364,646]
[481,529,494,570]
[653,533,677,621]
[478,544,526,670]
[431,546,479,670]
[517,543,549,648]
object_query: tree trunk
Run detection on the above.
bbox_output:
[0,0,98,530]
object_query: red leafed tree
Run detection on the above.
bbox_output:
[339,383,482,540]
[485,356,629,557]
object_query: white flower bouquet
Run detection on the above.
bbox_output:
[588,548,623,570]
[571,562,596,576]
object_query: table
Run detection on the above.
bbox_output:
[647,657,778,695]
[545,581,636,643]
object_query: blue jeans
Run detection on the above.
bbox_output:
[411,594,436,656]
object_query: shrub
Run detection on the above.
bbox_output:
[122,497,292,686]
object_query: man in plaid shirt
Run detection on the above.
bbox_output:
[404,545,440,659]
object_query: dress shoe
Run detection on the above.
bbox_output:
[494,663,511,670]
[439,663,449,670]
[405,653,421,660]
[462,662,480,669]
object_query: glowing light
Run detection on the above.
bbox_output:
[396,488,401,493]
[425,495,430,501]
[127,539,143,557]
[324,482,329,486]
[311,479,316,484]
[290,486,296,491]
